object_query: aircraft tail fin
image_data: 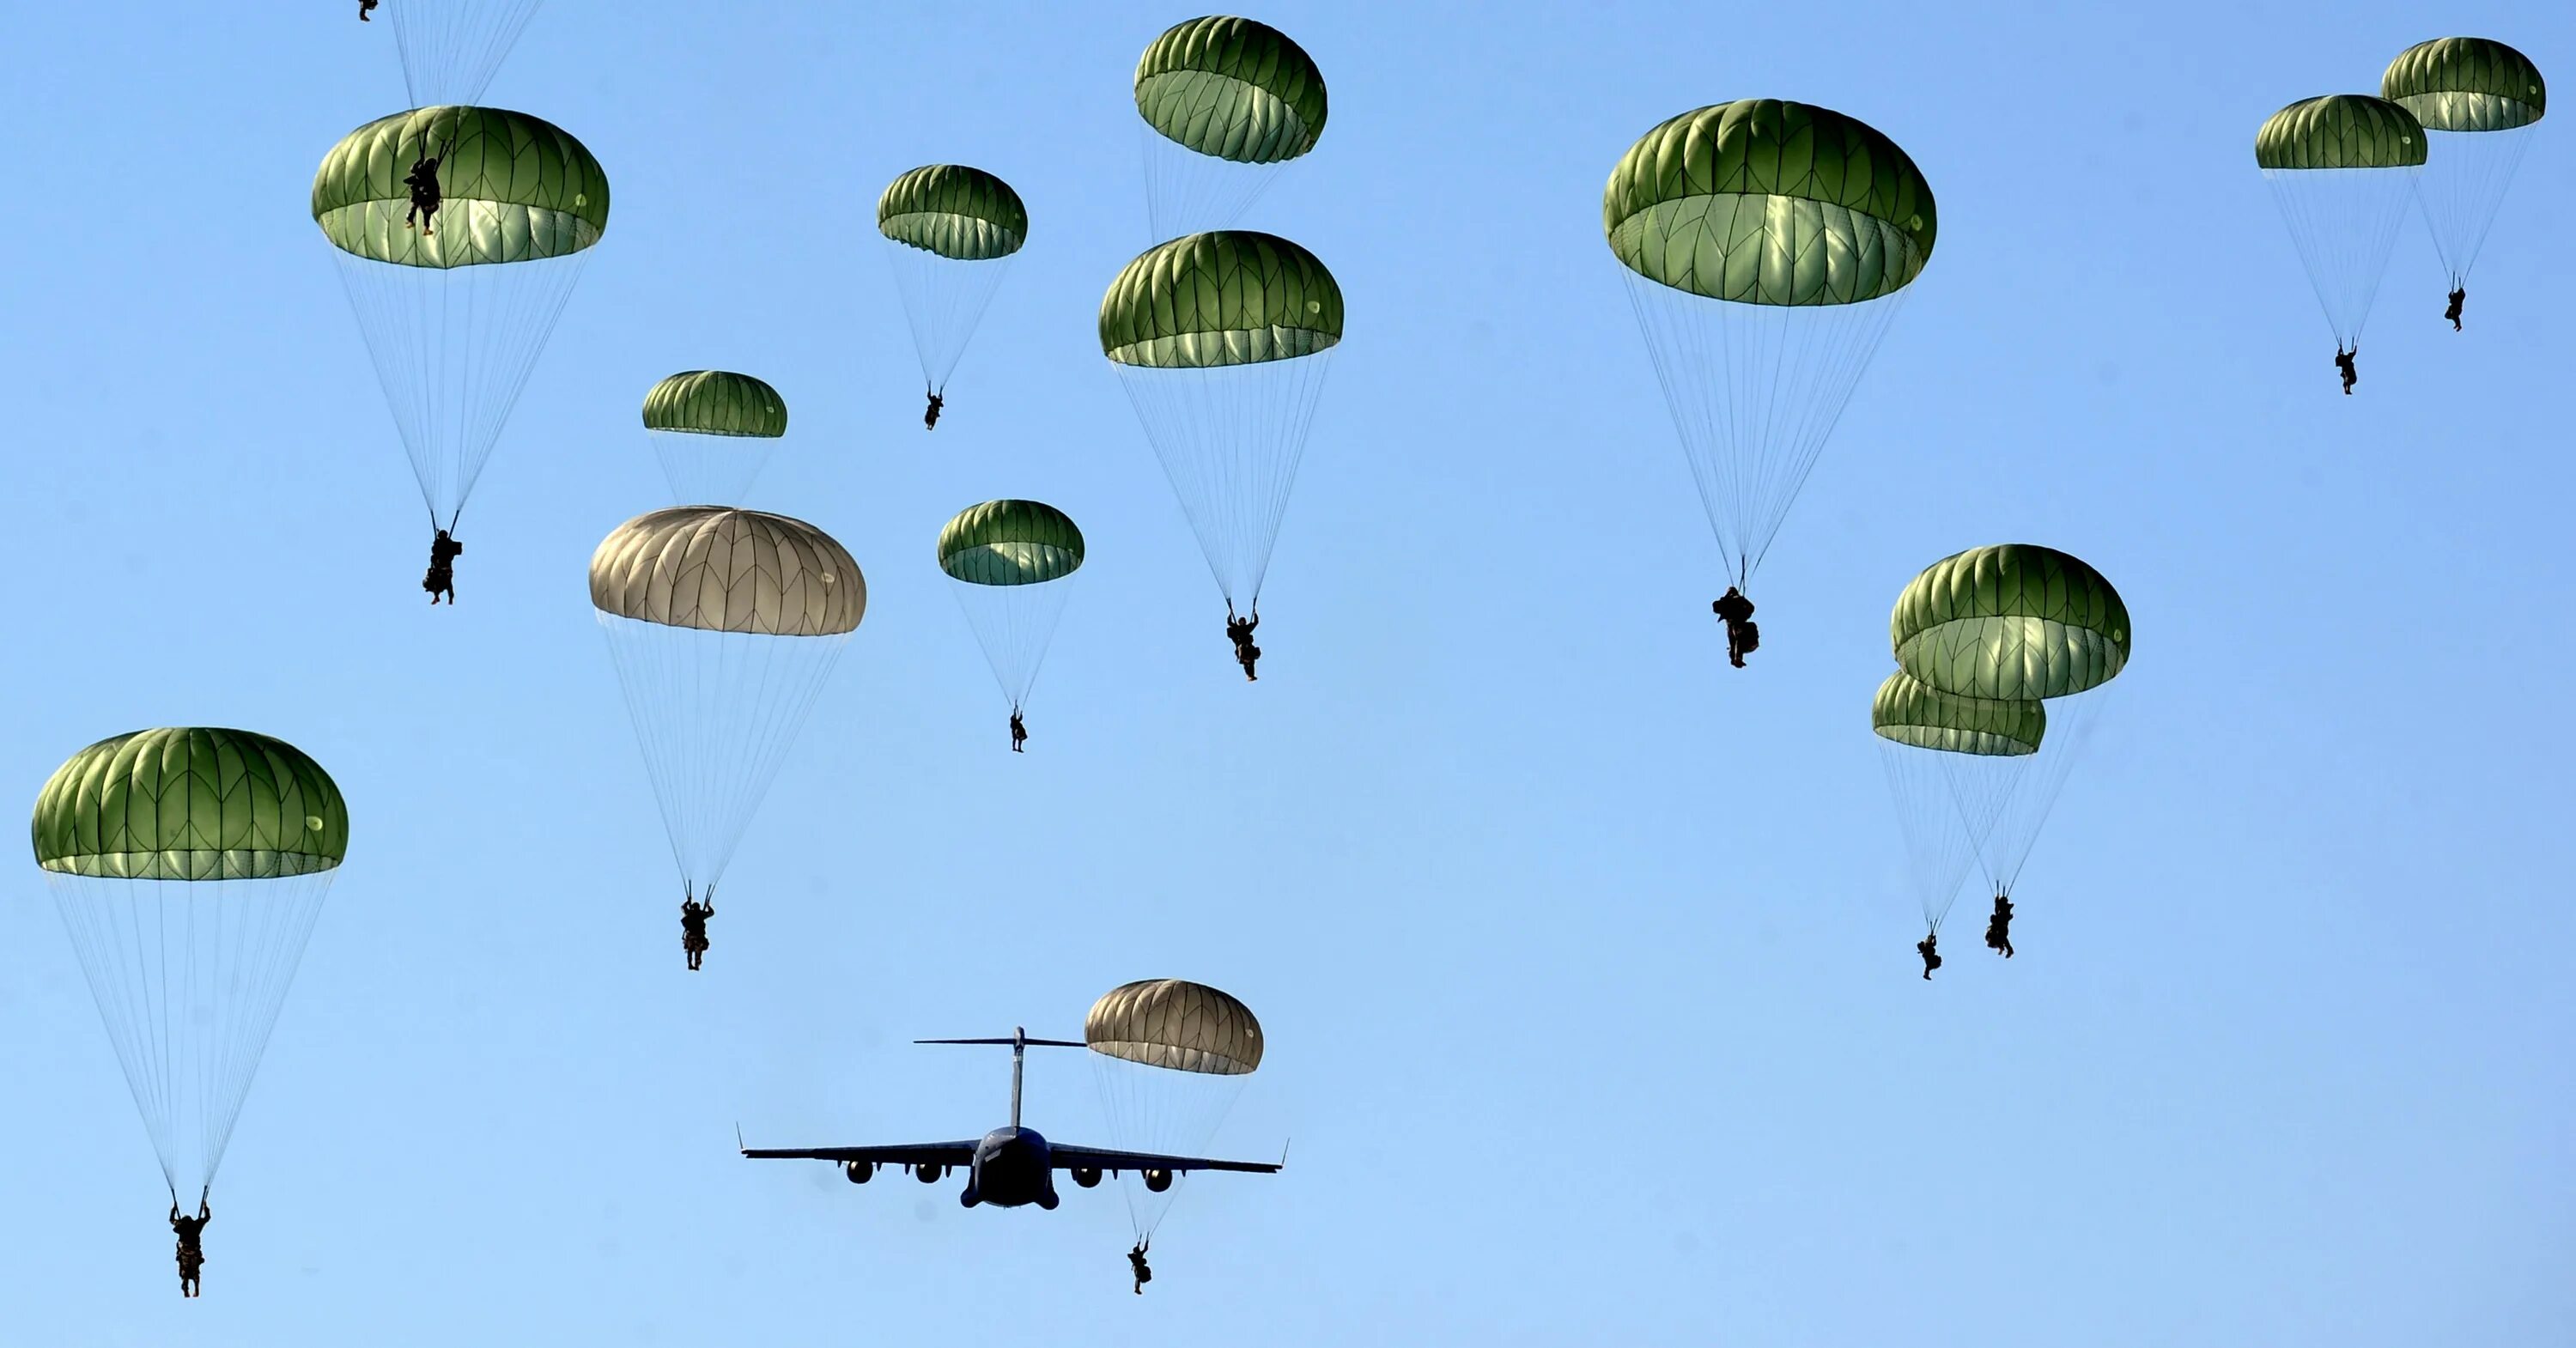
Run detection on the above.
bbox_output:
[914,1029,1085,1129]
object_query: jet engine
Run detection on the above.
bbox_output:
[914,1163,945,1183]
[1143,1168,1174,1193]
[1071,1165,1103,1188]
[844,1161,874,1184]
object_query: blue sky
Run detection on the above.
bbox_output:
[3,2,2571,1344]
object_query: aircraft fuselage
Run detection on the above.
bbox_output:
[963,1126,1058,1210]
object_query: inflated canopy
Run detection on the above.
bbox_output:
[2384,38,2547,132]
[33,728,348,881]
[1101,231,1343,368]
[939,500,1084,586]
[1086,979,1264,1075]
[1892,544,2130,701]
[2255,94,2428,169]
[1605,100,1935,307]
[1871,671,2044,756]
[1134,15,1327,164]
[314,105,609,269]
[591,507,865,636]
[878,165,1028,261]
[643,371,787,438]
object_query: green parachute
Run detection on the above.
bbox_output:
[2383,39,2547,324]
[591,507,864,964]
[1133,15,1327,237]
[1606,100,1935,596]
[1890,543,2131,701]
[317,105,607,571]
[641,371,787,506]
[1879,545,2132,940]
[1103,231,1341,632]
[2256,94,2426,365]
[1085,979,1265,1240]
[33,728,349,1204]
[939,501,1084,735]
[879,166,1027,416]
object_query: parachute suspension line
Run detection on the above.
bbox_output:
[1087,1054,1249,1240]
[1620,271,1907,586]
[197,877,331,1184]
[2263,167,2421,350]
[2416,129,2538,289]
[645,429,777,509]
[50,877,183,1190]
[386,0,545,109]
[1962,686,2117,902]
[949,582,1074,713]
[1115,353,1334,608]
[883,244,1016,395]
[1878,741,1991,933]
[597,616,850,896]
[331,250,590,528]
[1138,119,1291,243]
[46,871,333,1199]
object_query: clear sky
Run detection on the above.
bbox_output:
[2,2,2570,1344]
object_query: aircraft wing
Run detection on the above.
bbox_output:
[739,1139,979,1167]
[1048,1144,1283,1175]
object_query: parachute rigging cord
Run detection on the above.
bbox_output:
[884,242,1016,398]
[645,428,780,509]
[596,617,852,905]
[386,0,544,110]
[1878,739,1993,933]
[46,871,336,1201]
[332,248,590,531]
[1115,353,1334,609]
[1088,1055,1251,1240]
[1620,272,1909,586]
[2414,127,2539,293]
[1963,686,2114,904]
[2262,167,2422,352]
[1138,118,1295,243]
[1878,687,2115,932]
[948,580,1074,715]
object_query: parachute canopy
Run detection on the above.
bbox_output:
[314,105,608,269]
[1606,100,1935,306]
[2384,37,2547,131]
[1134,16,1327,164]
[591,507,866,636]
[1085,979,1264,1075]
[2255,94,2429,169]
[939,500,1084,586]
[1101,231,1343,369]
[1870,671,2044,757]
[643,371,787,438]
[878,165,1028,261]
[33,729,348,881]
[33,728,346,1201]
[1892,544,2130,701]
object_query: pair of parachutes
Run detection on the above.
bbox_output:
[1872,546,2133,939]
[2258,38,2547,367]
[22,0,562,1230]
